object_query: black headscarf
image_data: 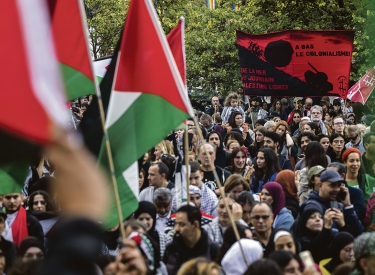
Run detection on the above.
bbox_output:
[133,201,159,243]
[325,232,354,273]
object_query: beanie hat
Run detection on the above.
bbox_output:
[342,148,361,162]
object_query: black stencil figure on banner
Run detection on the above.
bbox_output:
[304,62,333,92]
[264,40,294,67]
[247,41,264,58]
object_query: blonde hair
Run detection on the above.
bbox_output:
[224,92,240,107]
[177,258,221,275]
[155,140,174,155]
[226,140,240,150]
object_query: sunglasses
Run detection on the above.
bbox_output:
[349,135,358,141]
[251,215,270,220]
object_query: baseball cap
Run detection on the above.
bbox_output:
[319,169,345,184]
[293,97,303,103]
[308,166,326,182]
[251,97,262,103]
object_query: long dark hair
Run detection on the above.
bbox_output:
[27,190,57,212]
[215,222,249,264]
[304,141,328,169]
[250,126,266,152]
[228,111,243,128]
[253,148,280,191]
[228,147,247,173]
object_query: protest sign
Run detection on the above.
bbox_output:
[237,30,355,98]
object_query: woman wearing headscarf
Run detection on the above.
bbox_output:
[291,204,335,263]
[215,222,252,265]
[221,239,263,275]
[261,182,294,230]
[264,228,300,258]
[275,170,300,216]
[134,201,172,258]
[319,232,354,275]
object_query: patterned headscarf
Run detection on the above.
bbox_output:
[128,232,155,271]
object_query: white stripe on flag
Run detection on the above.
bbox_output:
[17,0,68,126]
[122,161,139,199]
[105,91,141,128]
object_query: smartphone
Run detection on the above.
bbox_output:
[299,250,315,269]
[330,201,339,210]
[338,190,347,201]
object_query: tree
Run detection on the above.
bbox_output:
[84,0,127,59]
[84,0,375,99]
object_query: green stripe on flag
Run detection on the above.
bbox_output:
[99,93,189,229]
[0,162,29,195]
[60,63,95,100]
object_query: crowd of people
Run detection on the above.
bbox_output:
[2,92,375,275]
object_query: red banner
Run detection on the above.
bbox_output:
[347,67,375,104]
[237,30,355,98]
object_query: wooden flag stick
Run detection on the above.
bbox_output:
[79,0,126,239]
[193,119,249,267]
[184,128,190,203]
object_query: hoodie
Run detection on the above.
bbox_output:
[300,191,363,237]
[206,131,230,169]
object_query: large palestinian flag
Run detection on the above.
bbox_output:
[99,0,193,228]
[0,1,67,193]
[48,0,96,100]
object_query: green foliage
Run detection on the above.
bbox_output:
[84,0,127,59]
[85,0,375,99]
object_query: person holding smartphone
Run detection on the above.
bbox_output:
[296,169,363,239]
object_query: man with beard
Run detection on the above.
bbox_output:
[200,114,223,134]
[302,169,363,237]
[206,131,230,169]
[163,205,219,275]
[205,96,223,116]
[262,132,292,170]
[1,193,44,246]
[310,105,331,135]
[294,132,316,171]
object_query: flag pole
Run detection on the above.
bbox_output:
[78,0,126,239]
[193,119,249,267]
[184,128,190,203]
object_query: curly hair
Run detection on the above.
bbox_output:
[223,92,240,107]
[274,120,291,138]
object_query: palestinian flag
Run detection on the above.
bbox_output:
[0,0,67,144]
[99,0,193,228]
[48,0,96,100]
[0,1,67,195]
[93,56,112,83]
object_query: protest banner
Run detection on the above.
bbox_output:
[237,30,355,98]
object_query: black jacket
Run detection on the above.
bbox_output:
[206,131,230,169]
[26,212,44,244]
[163,229,219,275]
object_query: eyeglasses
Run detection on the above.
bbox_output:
[294,116,300,118]
[333,140,345,144]
[334,122,344,125]
[251,215,270,220]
